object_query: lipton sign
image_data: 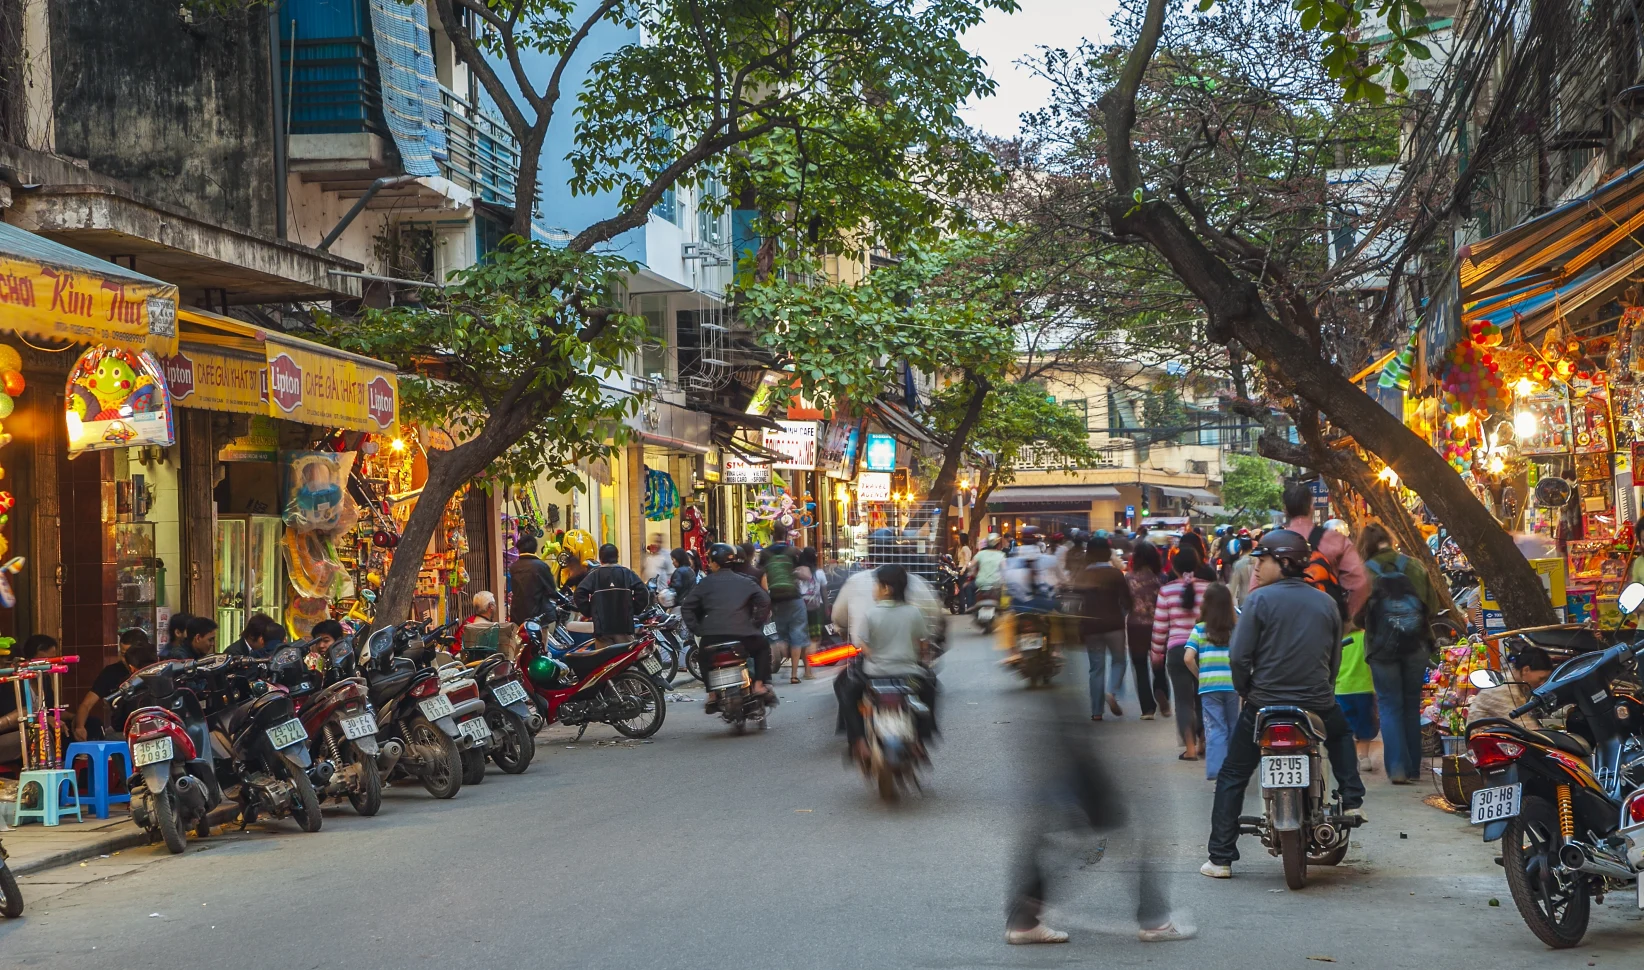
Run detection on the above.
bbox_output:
[269,352,304,413]
[263,341,396,432]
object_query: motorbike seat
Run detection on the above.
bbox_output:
[212,703,252,739]
[1535,729,1593,758]
[1254,705,1326,741]
[562,645,631,679]
[367,669,416,708]
[1468,718,1593,757]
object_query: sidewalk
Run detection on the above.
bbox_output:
[2,809,153,877]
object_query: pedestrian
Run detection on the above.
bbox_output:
[508,533,558,623]
[184,614,219,656]
[1335,623,1380,773]
[573,543,650,646]
[1356,522,1439,785]
[224,613,280,658]
[1076,534,1132,721]
[734,541,761,580]
[955,532,974,571]
[160,612,195,660]
[1154,550,1210,760]
[1127,540,1167,719]
[1184,582,1238,780]
[1280,483,1369,618]
[796,545,827,650]
[72,629,157,742]
[758,523,810,684]
[641,532,672,584]
[1227,534,1258,610]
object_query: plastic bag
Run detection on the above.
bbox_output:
[283,451,355,533]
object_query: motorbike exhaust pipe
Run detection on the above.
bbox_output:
[312,760,336,783]
[527,710,546,733]
[376,739,404,775]
[173,774,207,812]
[1558,841,1637,880]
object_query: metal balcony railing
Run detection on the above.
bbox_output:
[1015,440,1137,470]
[285,37,388,138]
[438,86,520,208]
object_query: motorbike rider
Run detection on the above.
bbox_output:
[967,534,1008,607]
[1201,528,1367,879]
[834,564,938,761]
[680,543,776,703]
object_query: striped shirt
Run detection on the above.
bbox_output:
[1186,623,1234,693]
[1151,577,1211,653]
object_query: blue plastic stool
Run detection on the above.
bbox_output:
[14,769,83,826]
[65,740,133,819]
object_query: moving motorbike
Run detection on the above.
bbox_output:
[859,676,931,801]
[107,658,226,853]
[520,615,668,741]
[974,586,999,633]
[0,833,18,918]
[359,624,465,799]
[1465,581,1644,948]
[700,637,768,733]
[1237,705,1363,889]
[288,639,382,816]
[1010,609,1062,687]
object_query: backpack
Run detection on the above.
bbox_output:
[587,565,644,637]
[1304,526,1351,622]
[1365,554,1430,656]
[798,568,825,611]
[763,544,800,602]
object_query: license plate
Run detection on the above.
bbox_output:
[706,667,747,690]
[1470,784,1522,825]
[419,694,455,721]
[340,713,376,741]
[132,736,173,767]
[266,718,308,750]
[875,709,914,740]
[1260,755,1309,788]
[458,716,491,742]
[493,680,528,707]
[762,622,778,637]
[1018,635,1044,652]
[642,657,663,675]
[978,606,995,621]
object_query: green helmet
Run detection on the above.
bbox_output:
[527,654,569,686]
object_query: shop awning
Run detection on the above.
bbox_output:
[1158,486,1218,502]
[1192,504,1229,517]
[871,400,940,447]
[695,402,785,433]
[0,220,178,355]
[1464,247,1644,341]
[989,485,1122,505]
[172,308,399,433]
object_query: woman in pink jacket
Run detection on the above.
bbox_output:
[1153,550,1211,760]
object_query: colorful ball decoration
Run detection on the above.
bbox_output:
[0,393,15,420]
[1,371,22,398]
[0,345,21,374]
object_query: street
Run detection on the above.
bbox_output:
[4,629,1642,969]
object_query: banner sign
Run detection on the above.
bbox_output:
[162,345,268,415]
[64,346,175,456]
[864,433,897,472]
[764,419,818,470]
[857,471,891,502]
[265,340,398,433]
[723,456,771,485]
[219,415,280,462]
[0,253,178,357]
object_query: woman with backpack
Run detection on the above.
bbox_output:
[1356,523,1442,785]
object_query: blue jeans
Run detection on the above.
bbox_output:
[1371,655,1427,782]
[1200,691,1241,780]
[1085,629,1127,716]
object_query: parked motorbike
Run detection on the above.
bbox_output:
[209,649,326,833]
[1465,581,1644,948]
[520,616,668,741]
[358,624,465,799]
[0,833,19,918]
[938,557,963,616]
[287,639,383,816]
[859,675,932,801]
[463,651,537,774]
[107,658,226,853]
[974,585,999,633]
[700,637,768,733]
[1237,705,1364,889]
[1010,609,1062,687]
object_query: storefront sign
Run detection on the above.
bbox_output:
[219,415,280,462]
[0,250,179,357]
[1478,557,1567,632]
[702,445,722,483]
[764,420,818,470]
[864,433,897,472]
[857,471,892,502]
[723,456,771,485]
[162,346,268,414]
[818,419,863,480]
[265,340,399,433]
[745,369,783,415]
[64,346,175,456]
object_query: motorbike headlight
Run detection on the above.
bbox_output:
[1618,703,1632,722]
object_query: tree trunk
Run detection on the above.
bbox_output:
[1096,2,1556,628]
[967,465,996,541]
[929,378,989,545]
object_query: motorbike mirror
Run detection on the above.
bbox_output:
[1468,669,1504,690]
[1621,583,1644,616]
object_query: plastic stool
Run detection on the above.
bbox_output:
[14,769,82,826]
[66,740,133,819]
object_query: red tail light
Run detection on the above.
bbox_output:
[1625,791,1644,825]
[1259,723,1311,750]
[409,676,440,700]
[447,683,480,705]
[489,661,516,680]
[129,715,172,739]
[1467,736,1525,770]
[808,644,861,666]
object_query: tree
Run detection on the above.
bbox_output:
[998,0,1557,626]
[323,0,1010,628]
[1220,454,1281,525]
[944,379,1093,540]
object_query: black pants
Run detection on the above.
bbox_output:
[1165,645,1202,744]
[1126,621,1162,716]
[834,663,937,744]
[699,636,771,685]
[1207,703,1366,865]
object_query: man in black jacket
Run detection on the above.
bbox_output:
[681,543,774,700]
[509,534,558,623]
[574,543,649,644]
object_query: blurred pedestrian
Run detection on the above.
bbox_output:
[1281,483,1369,617]
[759,523,809,683]
[1356,522,1439,785]
[1154,550,1211,759]
[160,612,195,660]
[1185,582,1238,779]
[1336,623,1379,773]
[642,533,672,584]
[1127,541,1167,719]
[1077,535,1132,721]
[797,546,827,652]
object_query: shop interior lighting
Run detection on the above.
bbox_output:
[1450,412,1472,428]
[1488,454,1506,475]
[1513,411,1537,439]
[390,437,407,453]
[1514,377,1538,396]
[1378,466,1399,485]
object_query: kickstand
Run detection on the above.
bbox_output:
[574,723,588,742]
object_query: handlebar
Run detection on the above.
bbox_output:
[1510,697,1541,718]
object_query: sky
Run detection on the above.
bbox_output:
[959,0,1123,138]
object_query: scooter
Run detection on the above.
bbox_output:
[859,675,932,801]
[288,639,382,816]
[974,586,999,633]
[1237,705,1363,889]
[1010,609,1062,687]
[107,658,226,853]
[519,613,669,741]
[0,833,19,917]
[358,624,465,799]
[209,649,326,833]
[464,651,537,774]
[700,637,769,734]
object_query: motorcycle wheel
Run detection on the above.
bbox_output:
[1279,828,1307,890]
[1308,842,1349,867]
[0,864,21,918]
[611,670,667,738]
[461,746,488,785]
[488,708,535,774]
[412,716,463,799]
[155,787,187,855]
[287,758,323,833]
[684,645,702,684]
[1503,795,1590,949]
[877,765,898,802]
[347,743,383,817]
[659,641,681,685]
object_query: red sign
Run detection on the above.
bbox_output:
[269,352,303,413]
[366,375,396,429]
[162,352,195,400]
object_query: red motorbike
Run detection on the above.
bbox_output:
[107,659,225,854]
[519,620,668,741]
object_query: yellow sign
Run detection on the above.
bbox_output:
[265,339,398,433]
[0,254,178,356]
[161,345,267,415]
[1479,557,1567,611]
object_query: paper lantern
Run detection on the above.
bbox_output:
[1,371,22,397]
[0,346,21,374]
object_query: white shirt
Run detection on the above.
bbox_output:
[641,550,672,583]
[831,568,942,648]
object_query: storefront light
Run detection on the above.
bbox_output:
[1513,411,1537,439]
[390,437,407,453]
[1377,466,1399,486]
[1514,377,1538,397]
[1450,412,1471,429]
[1487,454,1506,475]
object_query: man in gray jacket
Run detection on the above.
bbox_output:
[1201,529,1366,879]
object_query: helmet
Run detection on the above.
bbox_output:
[1250,528,1310,563]
[1324,518,1350,535]
[985,533,1002,547]
[707,542,739,566]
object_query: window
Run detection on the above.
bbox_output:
[697,177,725,246]
[635,294,670,379]
[654,187,677,225]
[1061,398,1088,430]
[1188,460,1209,476]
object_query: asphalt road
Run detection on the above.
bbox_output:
[6,628,1644,969]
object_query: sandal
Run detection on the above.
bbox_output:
[1178,752,1195,761]
[790,675,801,684]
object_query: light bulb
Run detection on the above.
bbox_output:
[1514,377,1537,396]
[1488,454,1506,474]
[1513,411,1537,439]
[1378,466,1399,485]
[390,437,407,452]
[1451,412,1471,428]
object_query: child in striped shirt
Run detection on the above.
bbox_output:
[1184,582,1238,780]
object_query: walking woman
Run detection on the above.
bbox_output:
[1153,550,1211,760]
[1357,522,1440,784]
[1127,541,1167,719]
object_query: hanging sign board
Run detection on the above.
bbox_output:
[219,415,280,463]
[857,471,892,503]
[0,251,178,357]
[723,456,771,485]
[64,346,175,456]
[864,433,897,472]
[161,345,268,415]
[764,419,818,470]
[265,339,398,433]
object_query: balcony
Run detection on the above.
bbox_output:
[439,86,520,208]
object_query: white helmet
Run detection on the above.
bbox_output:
[1324,518,1350,535]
